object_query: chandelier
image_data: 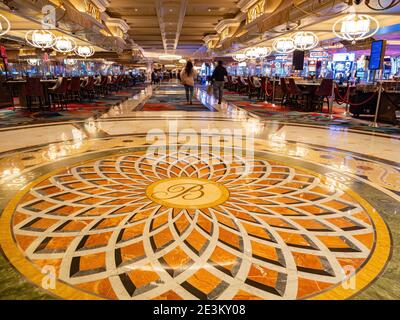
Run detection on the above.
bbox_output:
[232,53,247,63]
[255,47,272,58]
[64,58,77,66]
[179,59,187,64]
[75,45,95,58]
[333,14,380,43]
[25,30,56,49]
[273,37,295,54]
[27,58,40,66]
[53,36,76,53]
[244,47,259,60]
[159,54,182,61]
[292,31,319,51]
[0,14,11,37]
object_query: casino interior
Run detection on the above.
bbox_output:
[0,0,399,301]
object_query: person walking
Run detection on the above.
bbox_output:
[180,61,197,105]
[211,60,228,105]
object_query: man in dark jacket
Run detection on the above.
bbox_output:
[211,60,228,105]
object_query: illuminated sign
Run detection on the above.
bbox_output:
[309,51,330,59]
[247,0,265,24]
[333,53,355,62]
[369,40,386,70]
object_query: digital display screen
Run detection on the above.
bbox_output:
[369,40,386,70]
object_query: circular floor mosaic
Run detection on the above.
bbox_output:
[1,150,390,300]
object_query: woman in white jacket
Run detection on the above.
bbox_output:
[180,61,197,105]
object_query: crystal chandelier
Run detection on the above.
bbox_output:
[273,37,296,54]
[232,53,247,63]
[292,31,319,51]
[64,58,77,66]
[27,58,40,66]
[255,47,272,58]
[53,36,76,53]
[25,30,56,49]
[333,14,379,43]
[75,45,95,58]
[244,47,259,60]
[0,14,11,37]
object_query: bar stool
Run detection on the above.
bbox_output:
[68,77,81,102]
[280,78,290,106]
[313,79,333,112]
[82,76,96,100]
[288,78,307,109]
[49,77,69,110]
[25,77,45,111]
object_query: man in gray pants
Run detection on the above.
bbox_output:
[211,61,228,105]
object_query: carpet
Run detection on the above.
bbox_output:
[0,87,143,128]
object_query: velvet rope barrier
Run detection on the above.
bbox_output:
[334,83,378,106]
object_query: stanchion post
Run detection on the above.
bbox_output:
[328,80,335,120]
[344,82,351,118]
[370,81,383,128]
[272,79,276,103]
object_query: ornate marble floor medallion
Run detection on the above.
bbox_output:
[146,178,230,209]
[0,149,391,300]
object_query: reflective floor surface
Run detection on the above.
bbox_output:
[0,82,399,300]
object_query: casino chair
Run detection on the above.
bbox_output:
[248,76,260,100]
[68,77,82,102]
[314,79,333,112]
[25,77,45,111]
[82,76,96,100]
[287,78,307,109]
[48,77,69,110]
[237,76,248,94]
[280,78,290,106]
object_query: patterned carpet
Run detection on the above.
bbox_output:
[222,91,400,136]
[0,87,143,128]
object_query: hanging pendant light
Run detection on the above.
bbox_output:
[64,58,77,66]
[292,32,319,51]
[332,14,379,43]
[244,47,259,60]
[75,45,95,58]
[27,58,40,66]
[273,37,296,54]
[255,47,272,58]
[53,36,76,53]
[233,53,247,63]
[26,30,56,49]
[0,14,11,37]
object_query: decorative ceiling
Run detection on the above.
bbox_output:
[105,0,240,57]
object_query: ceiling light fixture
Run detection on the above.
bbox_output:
[53,36,77,53]
[273,37,295,54]
[292,31,319,51]
[64,58,77,65]
[25,30,56,49]
[332,14,379,43]
[179,59,187,64]
[0,14,11,37]
[255,47,272,58]
[75,45,95,58]
[232,53,247,63]
[27,58,40,66]
[244,47,259,60]
[159,54,182,61]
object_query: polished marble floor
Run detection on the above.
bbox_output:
[0,82,399,300]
